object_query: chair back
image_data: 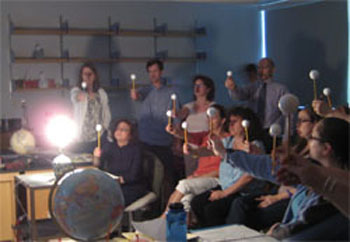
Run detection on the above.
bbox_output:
[141,150,164,199]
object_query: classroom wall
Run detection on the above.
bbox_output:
[265,1,347,106]
[2,1,347,144]
[0,1,261,142]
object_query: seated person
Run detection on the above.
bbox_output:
[191,106,267,228]
[161,104,228,218]
[93,119,147,206]
[226,107,320,231]
[208,117,349,240]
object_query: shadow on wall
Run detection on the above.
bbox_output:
[286,32,347,106]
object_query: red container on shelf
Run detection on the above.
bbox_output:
[48,79,56,88]
[23,80,39,88]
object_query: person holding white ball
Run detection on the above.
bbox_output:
[225,58,289,152]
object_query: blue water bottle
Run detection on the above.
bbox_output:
[166,202,187,242]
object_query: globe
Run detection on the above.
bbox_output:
[51,168,125,241]
[10,128,36,154]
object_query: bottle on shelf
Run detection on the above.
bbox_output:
[32,43,44,58]
[166,202,187,242]
[39,71,47,88]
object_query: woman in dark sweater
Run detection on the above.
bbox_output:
[93,119,146,206]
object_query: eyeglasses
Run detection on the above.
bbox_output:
[297,119,312,124]
[308,135,326,143]
[116,128,130,132]
[194,84,205,88]
[229,120,238,126]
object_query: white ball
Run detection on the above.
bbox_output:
[206,107,217,117]
[10,129,36,155]
[181,122,188,129]
[171,94,177,100]
[130,74,136,80]
[95,124,102,132]
[166,110,172,117]
[323,87,331,96]
[309,70,320,80]
[226,70,233,77]
[269,123,282,137]
[241,120,250,128]
[81,81,87,89]
[278,94,300,115]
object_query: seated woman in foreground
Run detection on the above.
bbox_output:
[225,107,320,231]
[93,119,147,206]
[208,117,349,240]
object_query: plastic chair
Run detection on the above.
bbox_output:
[124,150,165,231]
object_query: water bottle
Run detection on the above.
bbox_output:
[166,202,187,242]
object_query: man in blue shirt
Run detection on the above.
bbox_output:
[225,58,289,152]
[131,59,180,187]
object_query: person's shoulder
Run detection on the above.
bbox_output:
[71,86,80,93]
[98,88,108,95]
[184,101,195,108]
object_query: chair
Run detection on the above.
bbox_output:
[123,150,165,231]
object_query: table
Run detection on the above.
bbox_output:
[15,172,63,241]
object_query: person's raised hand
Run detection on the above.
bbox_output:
[207,134,226,158]
[312,99,331,117]
[130,89,138,101]
[93,147,101,158]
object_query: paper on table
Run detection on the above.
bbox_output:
[131,218,197,242]
[191,224,278,242]
[132,218,166,241]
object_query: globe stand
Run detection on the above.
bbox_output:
[52,152,75,180]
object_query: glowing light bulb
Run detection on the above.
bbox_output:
[46,115,77,149]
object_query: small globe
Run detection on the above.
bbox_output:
[10,128,36,154]
[51,168,125,241]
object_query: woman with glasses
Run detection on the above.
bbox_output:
[190,106,267,228]
[93,119,146,206]
[225,107,320,231]
[208,117,349,240]
[70,63,111,153]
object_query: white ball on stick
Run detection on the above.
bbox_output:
[269,123,282,137]
[241,120,250,128]
[206,107,217,117]
[323,87,331,96]
[278,94,300,115]
[309,69,320,80]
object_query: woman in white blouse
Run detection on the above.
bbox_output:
[70,63,111,153]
